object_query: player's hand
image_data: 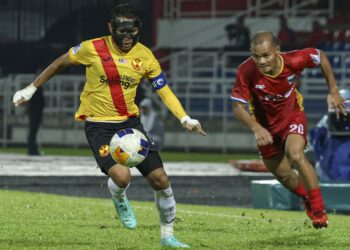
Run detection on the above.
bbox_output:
[254,125,273,146]
[12,83,37,107]
[181,116,206,136]
[327,90,347,118]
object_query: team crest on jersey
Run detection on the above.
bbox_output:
[287,74,296,85]
[99,145,110,157]
[132,58,143,71]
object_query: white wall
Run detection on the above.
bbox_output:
[156,17,326,49]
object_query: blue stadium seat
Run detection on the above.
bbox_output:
[213,98,223,112]
[308,69,323,78]
[345,56,350,78]
[329,55,342,68]
[328,55,342,79]
[224,71,236,78]
[332,42,344,51]
[192,71,214,78]
[344,43,350,51]
[189,98,209,112]
[318,42,333,51]
[303,99,327,115]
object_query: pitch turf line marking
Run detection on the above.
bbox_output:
[171,208,254,220]
[81,199,255,220]
[61,197,308,224]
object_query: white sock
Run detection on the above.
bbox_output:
[155,185,176,239]
[107,177,129,200]
[160,223,174,239]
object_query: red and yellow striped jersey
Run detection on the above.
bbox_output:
[68,36,163,121]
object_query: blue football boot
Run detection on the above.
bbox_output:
[112,196,137,229]
[160,236,190,248]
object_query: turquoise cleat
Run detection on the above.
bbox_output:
[112,197,137,229]
[160,236,190,248]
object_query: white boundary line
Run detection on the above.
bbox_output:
[80,199,256,220]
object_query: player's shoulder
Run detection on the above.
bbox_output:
[282,48,319,58]
[282,48,320,66]
[73,36,108,50]
[134,42,154,56]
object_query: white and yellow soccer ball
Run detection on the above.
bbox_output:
[109,128,149,167]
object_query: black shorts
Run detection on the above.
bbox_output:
[84,117,163,176]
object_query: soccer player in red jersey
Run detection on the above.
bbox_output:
[12,4,204,248]
[231,31,347,228]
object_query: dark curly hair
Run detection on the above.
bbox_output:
[110,3,141,28]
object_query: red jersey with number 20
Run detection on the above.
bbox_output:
[231,48,321,133]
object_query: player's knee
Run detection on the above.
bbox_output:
[278,170,297,185]
[155,175,169,189]
[109,176,130,188]
[148,171,169,190]
[286,149,304,166]
[108,166,131,188]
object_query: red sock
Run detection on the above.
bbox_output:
[308,188,325,213]
[292,178,308,198]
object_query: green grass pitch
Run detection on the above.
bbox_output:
[0,190,349,249]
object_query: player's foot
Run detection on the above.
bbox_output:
[160,236,190,248]
[302,196,314,220]
[112,196,137,229]
[312,211,328,229]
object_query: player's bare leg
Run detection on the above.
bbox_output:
[262,153,300,190]
[146,168,189,248]
[285,134,328,228]
[285,134,319,189]
[262,153,313,221]
[107,165,137,229]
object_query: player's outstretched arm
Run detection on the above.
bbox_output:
[156,85,206,136]
[232,101,273,146]
[12,52,72,106]
[319,50,347,116]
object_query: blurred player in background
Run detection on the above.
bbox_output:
[27,86,45,155]
[231,31,347,228]
[12,3,205,248]
[277,15,296,50]
[139,98,165,151]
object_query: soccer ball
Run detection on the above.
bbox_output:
[109,128,149,167]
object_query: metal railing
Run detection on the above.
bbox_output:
[168,50,350,119]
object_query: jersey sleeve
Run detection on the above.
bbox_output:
[231,67,251,104]
[145,51,168,91]
[68,40,94,65]
[292,48,321,71]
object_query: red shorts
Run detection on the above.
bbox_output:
[258,111,307,159]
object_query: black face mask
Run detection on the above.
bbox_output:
[111,18,141,52]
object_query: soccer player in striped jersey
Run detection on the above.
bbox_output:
[12,4,205,248]
[231,31,347,229]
